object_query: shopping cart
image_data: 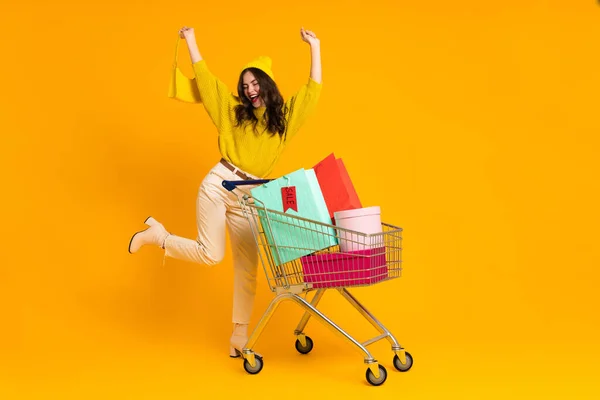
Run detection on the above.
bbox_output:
[222,179,413,386]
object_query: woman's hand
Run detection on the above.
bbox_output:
[178,26,202,63]
[179,26,195,41]
[300,27,320,47]
[300,27,321,83]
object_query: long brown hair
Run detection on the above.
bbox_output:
[234,68,288,136]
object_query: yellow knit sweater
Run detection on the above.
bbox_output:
[192,60,322,178]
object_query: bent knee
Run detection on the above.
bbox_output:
[206,254,224,266]
[194,239,225,266]
[203,247,225,266]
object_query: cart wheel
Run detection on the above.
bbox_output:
[393,352,413,372]
[365,365,387,386]
[243,355,264,375]
[295,336,314,355]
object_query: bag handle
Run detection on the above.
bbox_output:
[173,36,182,69]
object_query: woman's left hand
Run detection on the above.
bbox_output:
[300,27,320,47]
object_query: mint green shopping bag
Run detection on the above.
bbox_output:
[250,168,338,266]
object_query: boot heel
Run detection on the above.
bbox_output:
[229,346,241,358]
[144,216,157,226]
[128,217,169,253]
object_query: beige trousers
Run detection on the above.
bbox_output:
[163,161,260,325]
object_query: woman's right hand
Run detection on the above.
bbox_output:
[179,26,195,40]
[178,26,202,63]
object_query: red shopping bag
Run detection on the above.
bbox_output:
[313,153,363,219]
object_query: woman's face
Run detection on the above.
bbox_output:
[242,71,264,108]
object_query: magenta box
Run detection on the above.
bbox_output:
[300,247,388,288]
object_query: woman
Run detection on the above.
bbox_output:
[128,25,322,358]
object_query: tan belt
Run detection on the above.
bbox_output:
[219,158,254,181]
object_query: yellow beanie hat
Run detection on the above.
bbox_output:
[242,56,275,81]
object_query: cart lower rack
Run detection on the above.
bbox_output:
[222,179,413,386]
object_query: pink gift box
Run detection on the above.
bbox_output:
[300,247,388,288]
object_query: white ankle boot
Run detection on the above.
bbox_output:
[128,216,170,254]
[229,323,249,358]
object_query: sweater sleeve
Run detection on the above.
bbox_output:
[192,60,236,134]
[283,77,322,143]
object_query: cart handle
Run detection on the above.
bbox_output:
[222,179,271,191]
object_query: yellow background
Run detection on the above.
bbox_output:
[1,0,599,398]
